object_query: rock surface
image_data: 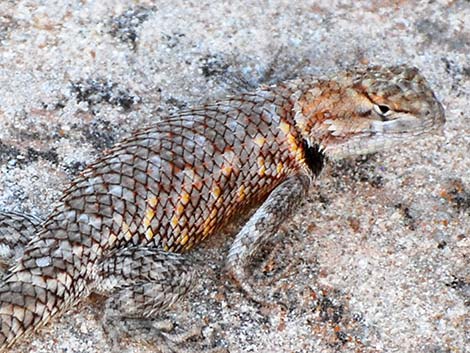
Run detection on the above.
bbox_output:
[0,1,468,352]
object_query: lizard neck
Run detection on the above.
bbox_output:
[265,79,327,178]
[290,77,349,149]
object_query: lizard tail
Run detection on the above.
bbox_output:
[0,273,77,348]
[0,217,97,349]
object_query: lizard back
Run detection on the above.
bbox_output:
[60,88,307,255]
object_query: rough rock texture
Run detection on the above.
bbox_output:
[0,1,468,352]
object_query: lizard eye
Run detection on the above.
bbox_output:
[374,104,391,116]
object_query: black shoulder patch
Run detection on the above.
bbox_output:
[302,140,325,177]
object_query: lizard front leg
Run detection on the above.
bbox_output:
[226,173,311,303]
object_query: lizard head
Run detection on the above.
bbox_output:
[293,65,445,159]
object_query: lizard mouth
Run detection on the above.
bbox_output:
[320,113,445,159]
